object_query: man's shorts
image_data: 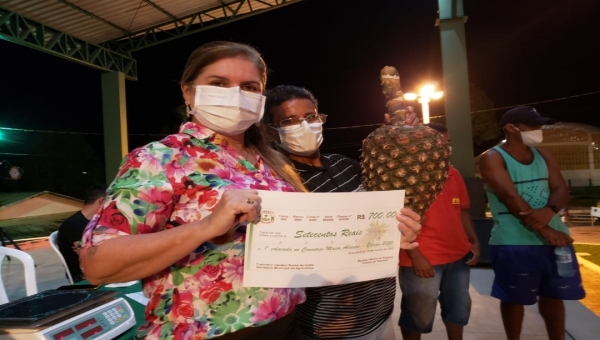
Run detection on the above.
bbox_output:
[490,245,586,305]
[398,253,472,333]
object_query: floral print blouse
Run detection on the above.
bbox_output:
[80,122,306,339]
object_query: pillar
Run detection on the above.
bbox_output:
[437,0,475,176]
[101,71,129,184]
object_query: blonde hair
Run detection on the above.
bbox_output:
[181,41,307,192]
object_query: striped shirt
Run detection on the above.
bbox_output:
[291,153,363,192]
[292,153,396,338]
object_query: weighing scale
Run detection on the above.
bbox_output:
[0,289,136,340]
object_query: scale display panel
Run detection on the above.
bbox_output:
[42,298,134,340]
[0,290,135,340]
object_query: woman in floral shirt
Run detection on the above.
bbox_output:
[80,41,422,339]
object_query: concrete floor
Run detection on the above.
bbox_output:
[570,226,600,244]
[391,266,600,340]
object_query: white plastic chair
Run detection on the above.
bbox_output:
[49,231,74,284]
[0,247,37,304]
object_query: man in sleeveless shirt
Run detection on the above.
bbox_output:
[479,106,585,340]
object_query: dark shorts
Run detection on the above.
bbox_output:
[398,253,472,333]
[490,245,586,305]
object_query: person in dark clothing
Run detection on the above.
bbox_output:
[57,184,107,282]
[265,85,421,340]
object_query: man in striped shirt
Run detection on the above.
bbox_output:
[264,85,417,339]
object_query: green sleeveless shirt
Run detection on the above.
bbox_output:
[486,145,569,245]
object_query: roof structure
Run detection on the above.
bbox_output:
[0,191,82,241]
[0,0,303,79]
[0,191,82,210]
[543,122,600,137]
[0,191,39,208]
[0,211,72,240]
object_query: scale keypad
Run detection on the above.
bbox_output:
[102,306,127,325]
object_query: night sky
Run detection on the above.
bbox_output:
[1,0,600,194]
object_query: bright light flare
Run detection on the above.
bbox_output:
[403,93,418,101]
[419,85,435,97]
[431,91,444,100]
[403,83,443,124]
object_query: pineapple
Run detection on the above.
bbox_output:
[360,66,450,216]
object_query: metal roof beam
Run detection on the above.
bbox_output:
[218,0,240,15]
[55,0,132,36]
[141,0,182,24]
[0,9,138,80]
[107,0,302,53]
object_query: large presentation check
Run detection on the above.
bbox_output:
[243,190,405,288]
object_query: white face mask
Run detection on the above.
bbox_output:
[278,121,323,156]
[520,129,543,145]
[189,85,265,136]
